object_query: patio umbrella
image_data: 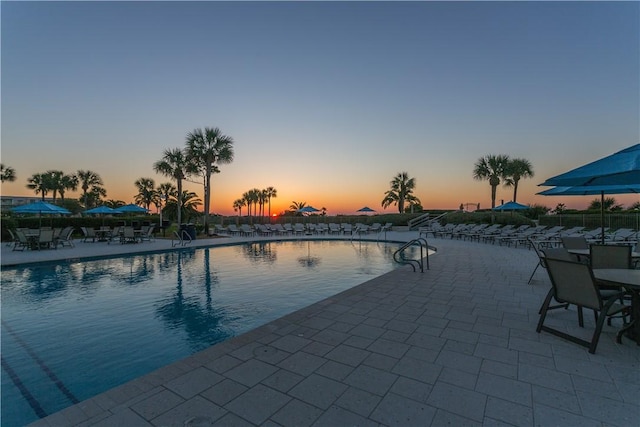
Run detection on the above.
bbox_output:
[539,144,640,187]
[12,201,70,215]
[537,184,640,243]
[12,201,71,227]
[357,206,376,213]
[493,201,529,211]
[114,204,149,214]
[297,206,320,215]
[84,205,120,215]
[539,145,640,243]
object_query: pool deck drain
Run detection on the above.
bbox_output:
[3,232,639,426]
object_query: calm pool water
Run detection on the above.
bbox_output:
[1,240,407,426]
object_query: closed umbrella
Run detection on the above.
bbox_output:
[539,144,640,243]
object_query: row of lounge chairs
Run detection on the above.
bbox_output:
[80,225,155,244]
[421,223,639,249]
[211,222,393,237]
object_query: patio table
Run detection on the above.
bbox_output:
[593,269,640,346]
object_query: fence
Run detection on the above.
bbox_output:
[539,213,640,230]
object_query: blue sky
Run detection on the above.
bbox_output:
[2,1,638,215]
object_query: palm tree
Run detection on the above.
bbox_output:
[504,158,534,203]
[472,155,510,209]
[233,198,246,217]
[381,172,420,213]
[26,173,51,201]
[104,199,125,208]
[258,190,268,220]
[77,170,104,207]
[245,188,261,222]
[44,170,64,202]
[264,186,277,220]
[1,164,16,182]
[134,177,156,210]
[589,197,623,212]
[154,148,196,227]
[85,186,107,208]
[185,127,235,235]
[290,201,307,215]
[163,191,202,223]
[59,173,78,203]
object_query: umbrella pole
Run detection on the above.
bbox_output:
[600,191,605,244]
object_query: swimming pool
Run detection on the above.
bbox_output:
[1,240,410,426]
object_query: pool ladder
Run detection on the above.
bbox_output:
[393,237,435,272]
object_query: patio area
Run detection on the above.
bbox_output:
[6,232,639,426]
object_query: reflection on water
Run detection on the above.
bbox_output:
[1,240,402,427]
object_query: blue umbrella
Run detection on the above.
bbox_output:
[539,144,640,187]
[297,206,320,214]
[12,201,70,215]
[84,205,120,215]
[357,206,376,213]
[493,201,529,211]
[114,204,149,214]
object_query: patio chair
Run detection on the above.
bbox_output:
[139,225,155,242]
[38,229,55,250]
[537,257,628,354]
[590,244,633,325]
[226,224,241,236]
[12,229,30,251]
[6,229,18,247]
[293,223,306,235]
[57,226,75,248]
[81,227,97,242]
[122,226,138,244]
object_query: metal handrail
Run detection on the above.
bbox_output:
[393,237,435,272]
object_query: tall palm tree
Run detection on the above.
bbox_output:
[290,201,307,215]
[185,127,235,235]
[472,155,510,209]
[245,188,261,222]
[77,170,104,207]
[258,190,268,220]
[381,172,419,213]
[0,164,16,182]
[154,148,196,227]
[27,173,51,201]
[85,186,107,208]
[233,198,246,217]
[59,173,78,203]
[45,170,64,202]
[264,186,277,220]
[134,177,156,210]
[504,158,534,203]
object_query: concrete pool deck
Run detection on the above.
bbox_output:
[3,231,639,426]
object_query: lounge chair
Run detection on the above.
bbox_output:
[293,223,305,235]
[139,225,155,242]
[57,226,75,248]
[226,224,241,236]
[537,257,628,354]
[240,224,255,236]
[328,223,341,235]
[12,229,30,251]
[37,229,55,250]
[255,224,273,236]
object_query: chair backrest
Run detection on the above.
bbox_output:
[561,236,588,250]
[545,258,602,310]
[590,244,632,269]
[123,226,135,238]
[39,229,54,243]
[541,247,573,261]
[15,229,29,243]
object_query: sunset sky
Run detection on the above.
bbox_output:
[2,1,638,216]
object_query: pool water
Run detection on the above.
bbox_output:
[1,240,407,426]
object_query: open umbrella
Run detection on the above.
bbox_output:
[12,201,70,215]
[357,206,376,213]
[539,144,640,243]
[12,201,71,227]
[114,204,149,214]
[85,205,120,215]
[297,206,320,214]
[539,144,640,187]
[493,201,529,211]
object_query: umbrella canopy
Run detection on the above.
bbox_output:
[114,204,149,214]
[297,206,320,214]
[493,201,529,211]
[84,205,120,215]
[12,201,70,215]
[357,206,376,213]
[539,144,640,187]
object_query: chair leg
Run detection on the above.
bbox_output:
[536,289,554,333]
[578,306,584,328]
[527,263,540,284]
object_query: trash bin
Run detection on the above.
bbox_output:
[186,223,197,240]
